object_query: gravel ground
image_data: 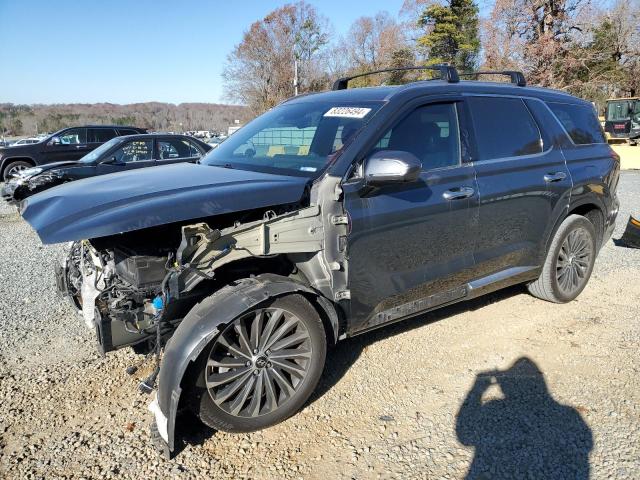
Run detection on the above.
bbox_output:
[0,172,639,479]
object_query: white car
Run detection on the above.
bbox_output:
[10,138,41,146]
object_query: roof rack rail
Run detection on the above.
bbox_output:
[458,70,527,87]
[332,64,460,91]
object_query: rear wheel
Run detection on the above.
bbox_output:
[528,215,597,303]
[192,294,326,432]
[3,160,32,181]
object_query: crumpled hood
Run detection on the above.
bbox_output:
[21,162,309,244]
[20,161,81,179]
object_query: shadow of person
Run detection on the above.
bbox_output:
[456,357,593,480]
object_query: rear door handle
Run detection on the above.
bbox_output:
[75,145,87,149]
[443,186,475,200]
[543,172,567,183]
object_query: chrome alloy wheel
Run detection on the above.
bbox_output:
[205,307,313,418]
[555,226,593,296]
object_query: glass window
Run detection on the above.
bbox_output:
[468,97,542,160]
[118,128,140,136]
[113,140,153,163]
[548,102,606,144]
[158,139,201,160]
[59,128,86,145]
[372,103,461,170]
[201,101,383,177]
[87,128,117,143]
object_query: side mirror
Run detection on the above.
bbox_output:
[48,136,61,146]
[364,150,422,186]
[103,155,124,165]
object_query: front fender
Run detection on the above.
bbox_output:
[152,274,338,455]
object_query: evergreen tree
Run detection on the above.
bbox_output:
[417,0,480,72]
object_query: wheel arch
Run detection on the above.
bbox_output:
[1,156,36,177]
[544,200,606,258]
[154,273,339,454]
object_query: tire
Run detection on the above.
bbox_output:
[191,293,326,433]
[3,160,32,181]
[528,214,597,303]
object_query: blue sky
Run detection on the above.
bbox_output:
[0,0,414,105]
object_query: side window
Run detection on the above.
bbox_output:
[87,128,117,143]
[372,102,461,170]
[158,139,199,160]
[113,140,153,163]
[186,140,203,157]
[468,97,542,160]
[547,102,606,145]
[59,128,87,145]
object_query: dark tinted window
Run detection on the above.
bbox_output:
[113,140,153,163]
[373,102,460,170]
[87,128,118,143]
[118,128,140,136]
[547,102,606,144]
[469,97,542,160]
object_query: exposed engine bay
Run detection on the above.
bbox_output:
[56,179,348,356]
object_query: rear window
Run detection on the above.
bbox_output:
[468,97,542,160]
[547,102,605,145]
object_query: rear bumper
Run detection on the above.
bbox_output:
[603,196,619,247]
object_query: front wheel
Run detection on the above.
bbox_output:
[528,214,597,303]
[191,293,326,432]
[3,160,32,181]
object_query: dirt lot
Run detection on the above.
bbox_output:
[0,172,639,479]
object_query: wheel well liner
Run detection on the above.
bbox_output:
[156,273,338,452]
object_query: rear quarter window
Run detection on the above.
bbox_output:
[547,102,605,145]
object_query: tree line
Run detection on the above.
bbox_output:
[0,102,250,137]
[224,0,640,114]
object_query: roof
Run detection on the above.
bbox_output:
[285,79,583,106]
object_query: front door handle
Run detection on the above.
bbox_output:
[75,145,87,149]
[543,172,567,183]
[443,186,475,200]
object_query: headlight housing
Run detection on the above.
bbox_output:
[28,170,63,189]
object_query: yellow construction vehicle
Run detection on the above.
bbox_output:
[604,97,640,145]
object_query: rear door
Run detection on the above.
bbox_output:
[87,127,118,153]
[343,99,479,333]
[467,95,571,278]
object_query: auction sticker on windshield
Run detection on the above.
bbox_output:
[324,107,372,119]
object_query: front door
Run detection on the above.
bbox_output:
[96,139,156,174]
[43,128,88,163]
[343,100,479,333]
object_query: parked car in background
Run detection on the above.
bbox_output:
[11,138,42,146]
[0,125,147,180]
[2,134,210,202]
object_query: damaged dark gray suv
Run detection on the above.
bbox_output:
[19,66,620,456]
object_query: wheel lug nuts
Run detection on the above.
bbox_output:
[253,370,259,375]
[245,361,251,367]
[265,349,271,355]
[266,362,272,368]
[253,349,258,354]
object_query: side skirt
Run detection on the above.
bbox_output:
[347,266,539,338]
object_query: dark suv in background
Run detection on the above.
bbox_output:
[18,66,619,456]
[0,125,147,180]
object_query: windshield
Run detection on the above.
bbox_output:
[200,101,383,177]
[606,100,639,121]
[79,137,122,163]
